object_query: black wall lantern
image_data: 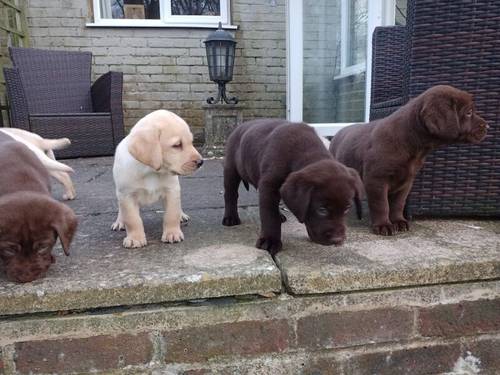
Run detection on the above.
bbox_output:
[204,22,238,104]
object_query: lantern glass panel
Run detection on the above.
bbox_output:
[206,41,235,82]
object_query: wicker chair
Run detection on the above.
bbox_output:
[369,0,500,217]
[3,47,125,158]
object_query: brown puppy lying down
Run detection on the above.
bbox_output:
[330,85,488,235]
[223,119,363,255]
[0,132,77,283]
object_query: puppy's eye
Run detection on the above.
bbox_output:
[173,142,182,149]
[466,109,473,117]
[316,207,329,217]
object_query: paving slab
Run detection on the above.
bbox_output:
[276,212,500,295]
[1,157,499,315]
[0,158,280,316]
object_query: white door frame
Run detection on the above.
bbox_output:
[286,0,395,136]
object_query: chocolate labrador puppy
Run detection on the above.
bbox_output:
[0,132,78,283]
[223,119,363,255]
[330,85,488,235]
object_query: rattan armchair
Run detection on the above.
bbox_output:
[3,47,125,158]
[369,0,500,217]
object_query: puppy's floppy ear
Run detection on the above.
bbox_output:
[128,127,163,171]
[420,97,460,140]
[347,168,364,220]
[280,171,312,223]
[52,204,78,256]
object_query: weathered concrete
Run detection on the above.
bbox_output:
[0,158,279,316]
[0,157,499,374]
[276,214,500,294]
[1,157,499,318]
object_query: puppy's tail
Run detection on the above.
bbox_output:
[40,137,71,151]
[27,144,74,173]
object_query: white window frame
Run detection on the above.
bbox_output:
[287,0,395,135]
[335,0,367,80]
[89,0,234,28]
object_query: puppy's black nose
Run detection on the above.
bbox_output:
[196,159,204,168]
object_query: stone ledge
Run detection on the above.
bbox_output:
[1,157,499,318]
[276,216,500,295]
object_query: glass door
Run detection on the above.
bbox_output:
[287,0,395,136]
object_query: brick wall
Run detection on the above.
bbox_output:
[1,282,499,374]
[25,0,287,144]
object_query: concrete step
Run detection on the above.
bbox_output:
[0,158,499,316]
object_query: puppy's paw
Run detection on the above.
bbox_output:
[372,223,397,236]
[181,212,190,224]
[256,236,282,255]
[162,228,184,243]
[123,236,147,248]
[222,215,241,226]
[393,219,410,232]
[111,220,125,231]
[62,188,76,201]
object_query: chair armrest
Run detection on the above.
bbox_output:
[91,71,123,112]
[370,26,408,107]
[3,67,30,129]
[91,71,125,144]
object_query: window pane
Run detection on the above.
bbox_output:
[395,0,407,26]
[302,0,367,124]
[171,0,220,16]
[347,0,367,67]
[100,0,160,19]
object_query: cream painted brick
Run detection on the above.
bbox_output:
[176,74,204,83]
[175,57,203,66]
[148,38,202,48]
[29,0,64,8]
[188,48,207,57]
[190,83,216,92]
[33,8,82,17]
[163,66,190,74]
[111,65,135,73]
[136,66,163,74]
[190,66,209,74]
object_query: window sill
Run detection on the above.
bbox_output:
[334,63,366,80]
[86,22,238,29]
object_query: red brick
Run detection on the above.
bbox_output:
[418,299,500,338]
[302,355,343,374]
[462,338,500,371]
[296,308,414,349]
[345,343,460,374]
[163,319,290,363]
[15,333,153,374]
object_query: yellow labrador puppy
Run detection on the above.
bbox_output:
[0,128,76,200]
[112,110,203,248]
